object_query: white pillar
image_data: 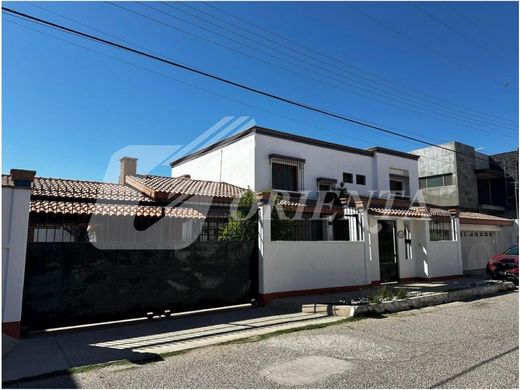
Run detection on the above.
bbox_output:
[2,169,35,338]
[257,202,271,304]
[454,218,463,276]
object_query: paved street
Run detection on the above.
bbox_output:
[8,291,519,389]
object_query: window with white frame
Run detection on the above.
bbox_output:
[270,154,304,192]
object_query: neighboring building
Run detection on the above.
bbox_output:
[411,142,515,217]
[2,161,249,335]
[490,150,519,219]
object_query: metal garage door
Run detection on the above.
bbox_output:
[461,231,497,271]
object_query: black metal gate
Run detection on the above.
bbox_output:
[21,241,258,331]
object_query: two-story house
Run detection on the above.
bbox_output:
[171,126,419,199]
[171,126,499,303]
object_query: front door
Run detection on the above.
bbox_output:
[378,220,399,283]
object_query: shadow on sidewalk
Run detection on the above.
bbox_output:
[3,306,317,387]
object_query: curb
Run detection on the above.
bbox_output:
[302,282,516,317]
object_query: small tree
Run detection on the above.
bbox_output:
[218,189,257,241]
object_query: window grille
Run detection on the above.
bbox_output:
[429,220,454,241]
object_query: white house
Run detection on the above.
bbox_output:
[170,126,514,304]
[172,126,420,198]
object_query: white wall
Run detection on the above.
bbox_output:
[172,133,256,190]
[174,131,421,196]
[258,204,373,295]
[255,134,421,195]
[2,186,32,338]
[261,241,368,294]
[425,240,463,278]
[373,153,420,199]
[498,221,519,252]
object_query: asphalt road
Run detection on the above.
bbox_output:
[10,291,519,389]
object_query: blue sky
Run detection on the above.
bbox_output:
[3,1,518,181]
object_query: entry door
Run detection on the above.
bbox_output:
[378,220,399,283]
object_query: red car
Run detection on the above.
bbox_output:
[486,245,518,284]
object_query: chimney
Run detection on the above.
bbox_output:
[10,169,36,188]
[119,157,137,185]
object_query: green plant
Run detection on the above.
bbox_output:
[218,189,257,241]
[395,288,408,300]
[367,286,397,304]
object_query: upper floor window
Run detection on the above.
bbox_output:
[270,154,305,192]
[419,173,453,189]
[343,172,353,184]
[356,174,366,185]
[317,177,337,192]
[389,168,410,197]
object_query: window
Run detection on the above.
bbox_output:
[404,222,413,259]
[271,218,324,241]
[389,175,410,197]
[342,172,353,183]
[333,219,350,241]
[356,174,366,185]
[270,155,304,192]
[29,224,88,243]
[429,220,454,241]
[318,182,332,191]
[419,173,453,189]
[272,162,298,191]
[504,245,518,256]
[317,177,337,192]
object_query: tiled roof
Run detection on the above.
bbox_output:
[459,211,509,221]
[3,175,152,203]
[459,211,512,225]
[125,175,245,200]
[30,200,207,219]
[368,207,430,218]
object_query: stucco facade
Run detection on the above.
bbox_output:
[173,127,420,198]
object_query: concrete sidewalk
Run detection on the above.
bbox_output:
[2,306,342,383]
[3,274,509,383]
[267,275,501,311]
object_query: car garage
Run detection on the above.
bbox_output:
[459,212,516,271]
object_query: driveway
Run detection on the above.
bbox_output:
[7,291,518,388]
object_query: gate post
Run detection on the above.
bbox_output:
[2,169,35,339]
[257,202,271,305]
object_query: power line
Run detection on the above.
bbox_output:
[342,2,517,91]
[4,15,394,150]
[2,6,505,163]
[159,1,517,133]
[202,1,517,126]
[2,13,466,162]
[12,5,445,148]
[442,2,515,51]
[410,2,515,67]
[106,2,517,138]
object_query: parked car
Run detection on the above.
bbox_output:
[486,245,518,285]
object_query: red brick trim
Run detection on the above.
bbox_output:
[3,321,21,339]
[399,275,463,284]
[259,282,379,305]
[258,275,463,306]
